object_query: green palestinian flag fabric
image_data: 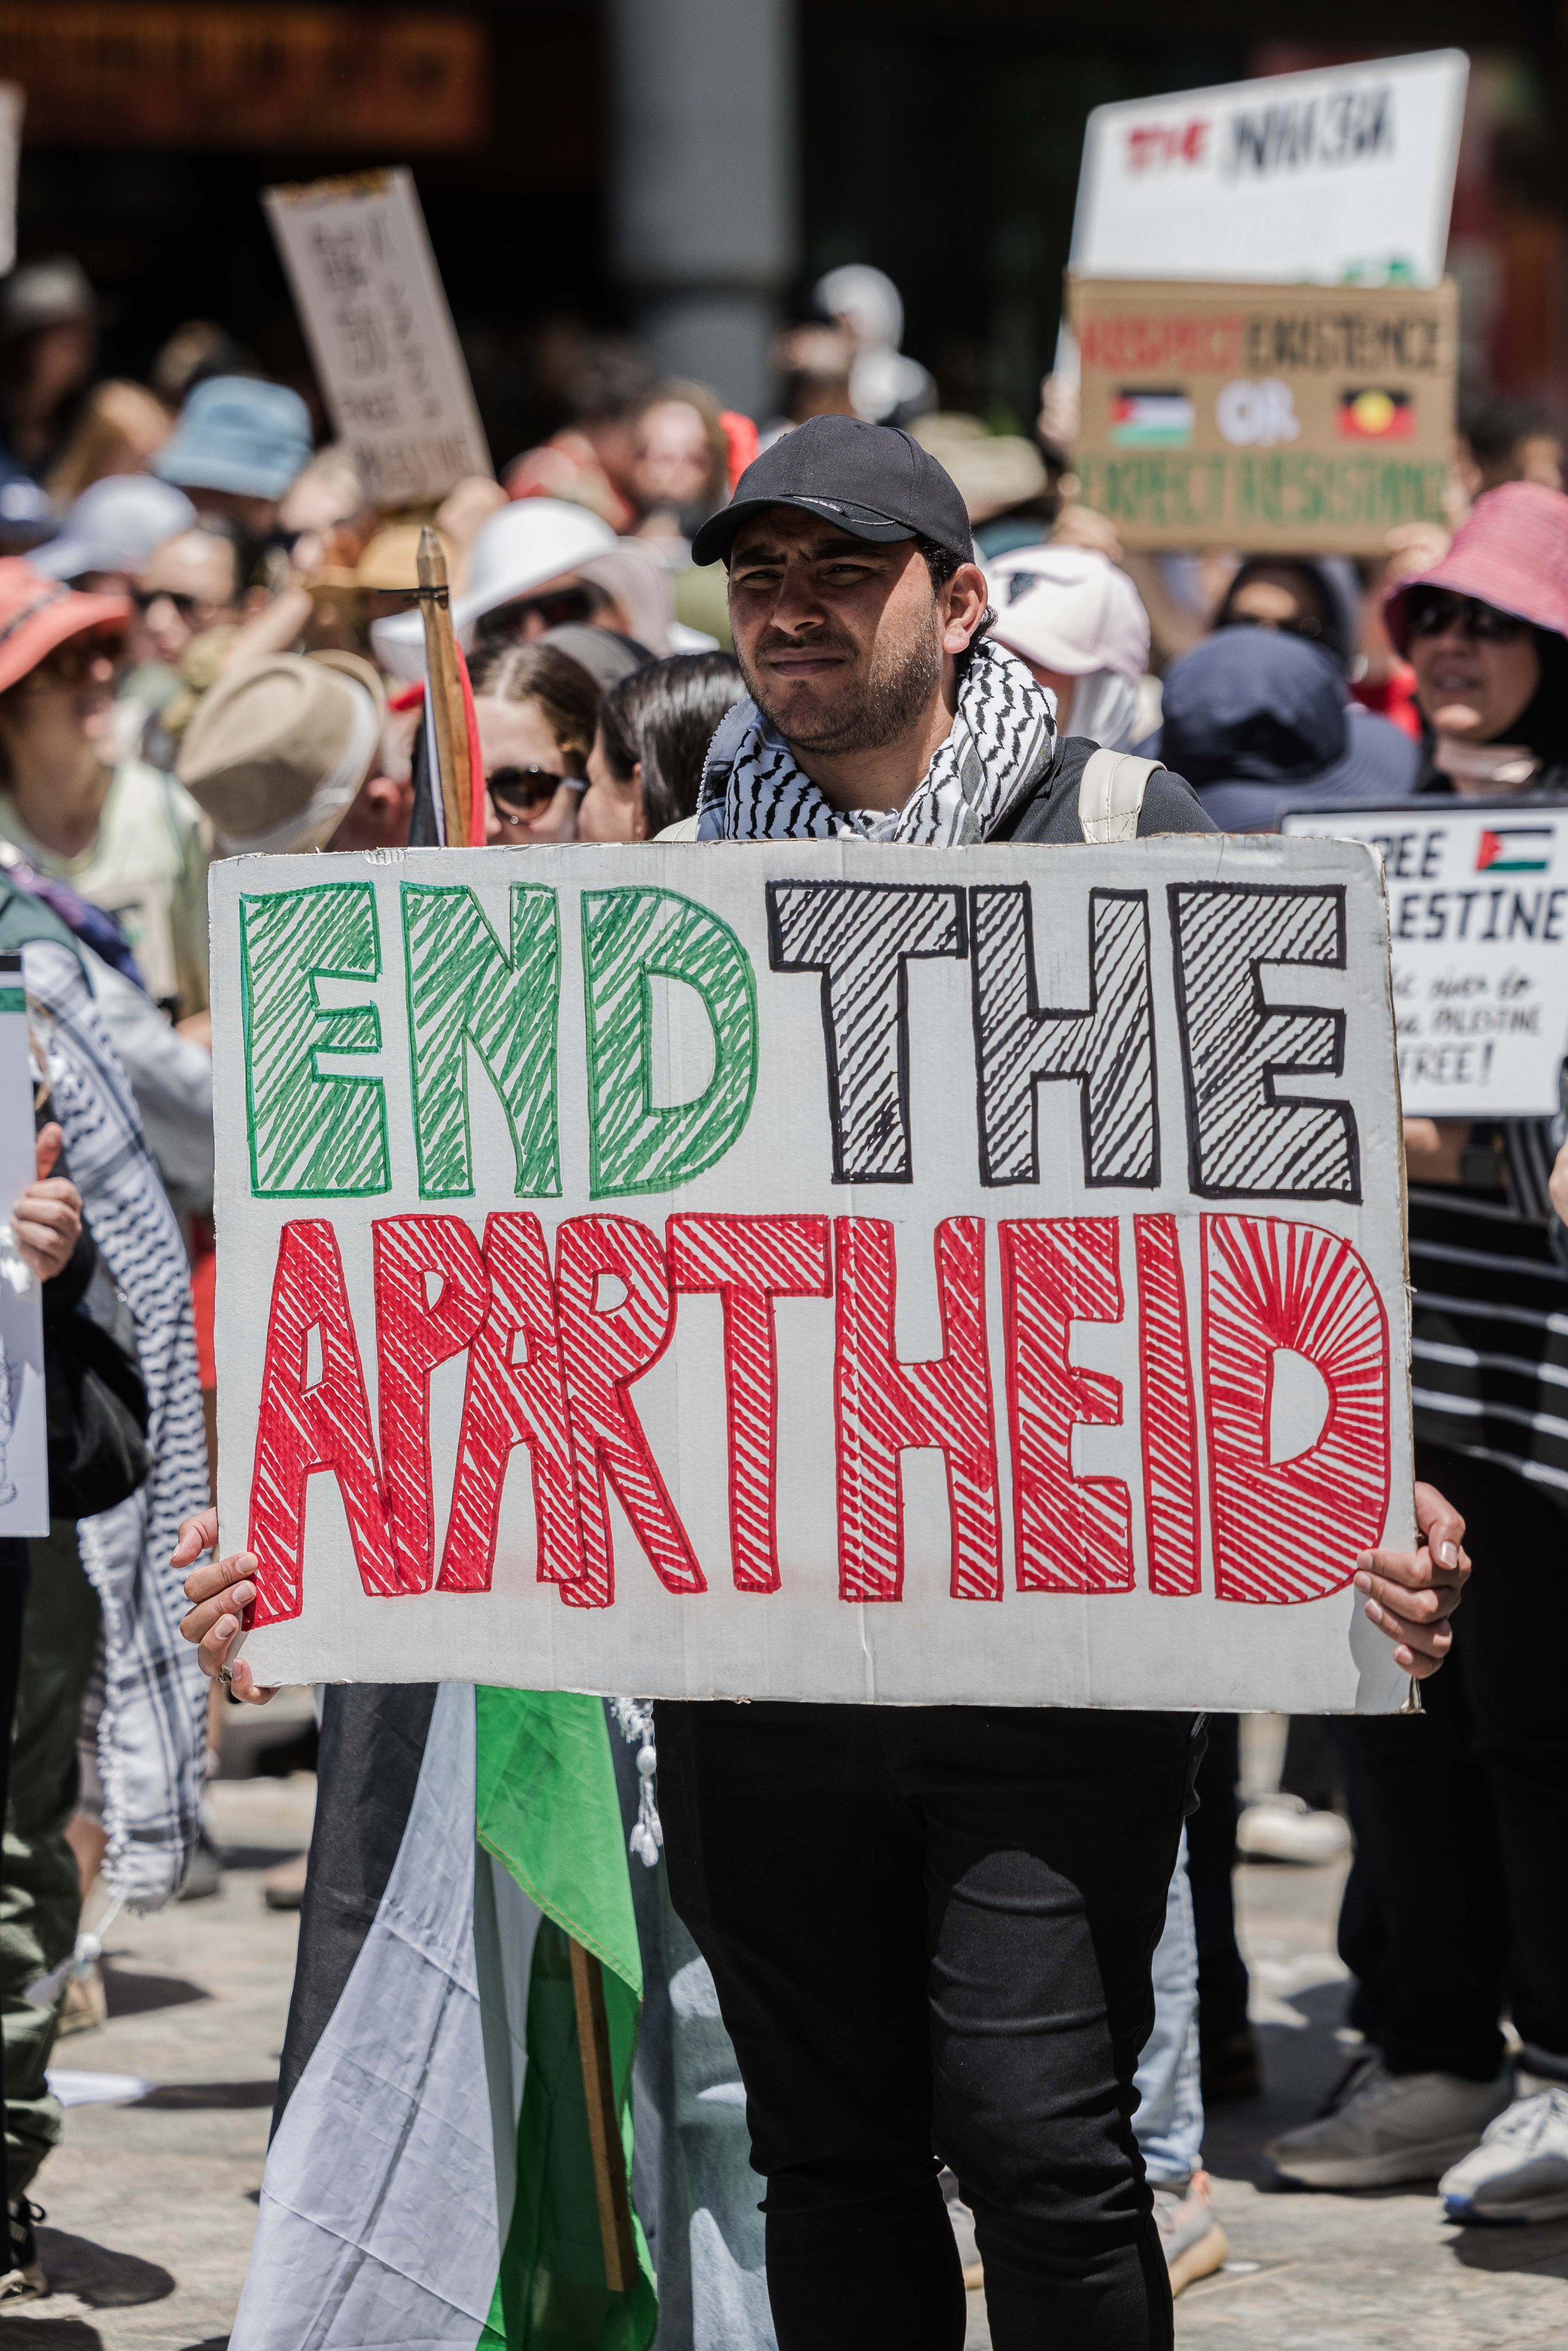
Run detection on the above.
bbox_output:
[477,1688,657,2349]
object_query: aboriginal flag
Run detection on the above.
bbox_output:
[1338,388,1414,441]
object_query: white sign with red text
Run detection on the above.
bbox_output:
[1072,50,1467,289]
[1281,801,1568,1117]
[214,836,1412,1712]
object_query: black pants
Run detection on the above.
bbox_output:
[657,1700,1197,2351]
[1343,1446,1568,2081]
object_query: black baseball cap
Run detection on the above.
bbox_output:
[691,413,975,568]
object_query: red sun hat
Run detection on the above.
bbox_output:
[0,558,130,696]
[1385,480,1568,657]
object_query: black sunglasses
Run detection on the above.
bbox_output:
[130,587,204,618]
[1404,590,1527,645]
[477,585,605,644]
[487,765,585,821]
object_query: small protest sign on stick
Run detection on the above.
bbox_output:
[264,167,491,509]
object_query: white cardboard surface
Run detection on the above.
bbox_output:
[215,837,1413,1712]
[264,168,491,507]
[0,971,48,1538]
[1281,802,1568,1117]
[1072,50,1466,289]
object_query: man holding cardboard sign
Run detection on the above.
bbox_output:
[183,418,1466,2351]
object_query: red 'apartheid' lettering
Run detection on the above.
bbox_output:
[1203,1213,1391,1603]
[668,1213,832,1591]
[242,1209,1394,1622]
[248,1218,397,1623]
[1000,1216,1133,1594]
[373,1213,490,1592]
[554,1215,706,1608]
[834,1215,1001,1603]
[440,1211,584,1595]
[1135,1214,1202,1597]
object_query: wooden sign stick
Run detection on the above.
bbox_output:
[416,526,472,848]
[568,1936,638,2293]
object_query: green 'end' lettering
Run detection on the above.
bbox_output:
[241,882,389,1197]
[582,886,757,1197]
[403,881,561,1199]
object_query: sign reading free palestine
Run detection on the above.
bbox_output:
[215,838,1414,1715]
[1281,802,1568,1118]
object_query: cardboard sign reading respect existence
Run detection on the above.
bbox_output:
[215,838,1414,1714]
[1069,273,1458,553]
[265,167,492,507]
[1281,802,1568,1117]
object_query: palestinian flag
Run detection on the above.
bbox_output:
[1109,388,1194,448]
[230,1682,660,2351]
[1476,825,1555,874]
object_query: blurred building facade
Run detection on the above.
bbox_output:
[3,0,1566,449]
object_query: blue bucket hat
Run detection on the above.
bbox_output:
[33,474,196,581]
[1141,628,1419,831]
[154,375,312,501]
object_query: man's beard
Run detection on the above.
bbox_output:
[739,622,944,758]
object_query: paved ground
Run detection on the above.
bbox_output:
[4,1778,1566,2350]
[0,1775,312,2351]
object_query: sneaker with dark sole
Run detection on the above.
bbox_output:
[1441,2078,1568,2224]
[1268,2053,1510,2189]
[1152,2173,1229,2295]
[2,2197,46,2301]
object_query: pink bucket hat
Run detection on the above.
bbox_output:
[1385,480,1568,656]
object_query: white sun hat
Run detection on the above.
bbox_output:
[371,497,675,681]
[984,544,1150,680]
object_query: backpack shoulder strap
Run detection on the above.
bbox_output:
[1076,748,1163,844]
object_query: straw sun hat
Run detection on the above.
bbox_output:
[177,649,385,854]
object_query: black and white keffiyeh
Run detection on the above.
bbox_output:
[26,938,210,1909]
[705,635,1058,844]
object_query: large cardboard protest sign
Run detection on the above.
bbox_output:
[264,168,491,507]
[213,838,1413,1714]
[1071,50,1466,289]
[1282,802,1568,1117]
[1069,273,1458,553]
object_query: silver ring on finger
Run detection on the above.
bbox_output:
[218,1664,234,1690]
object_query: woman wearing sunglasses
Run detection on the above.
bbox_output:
[1389,484,1568,796]
[1271,479,1568,2215]
[469,639,600,846]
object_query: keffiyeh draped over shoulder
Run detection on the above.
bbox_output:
[699,635,1059,844]
[26,937,209,1909]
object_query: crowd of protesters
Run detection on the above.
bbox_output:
[0,241,1564,2345]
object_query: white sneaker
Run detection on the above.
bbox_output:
[1268,2054,1511,2187]
[1236,1796,1351,1865]
[1151,2172,1228,2295]
[1441,2076,1568,2224]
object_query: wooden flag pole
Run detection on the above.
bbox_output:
[568,1936,638,2293]
[415,526,472,848]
